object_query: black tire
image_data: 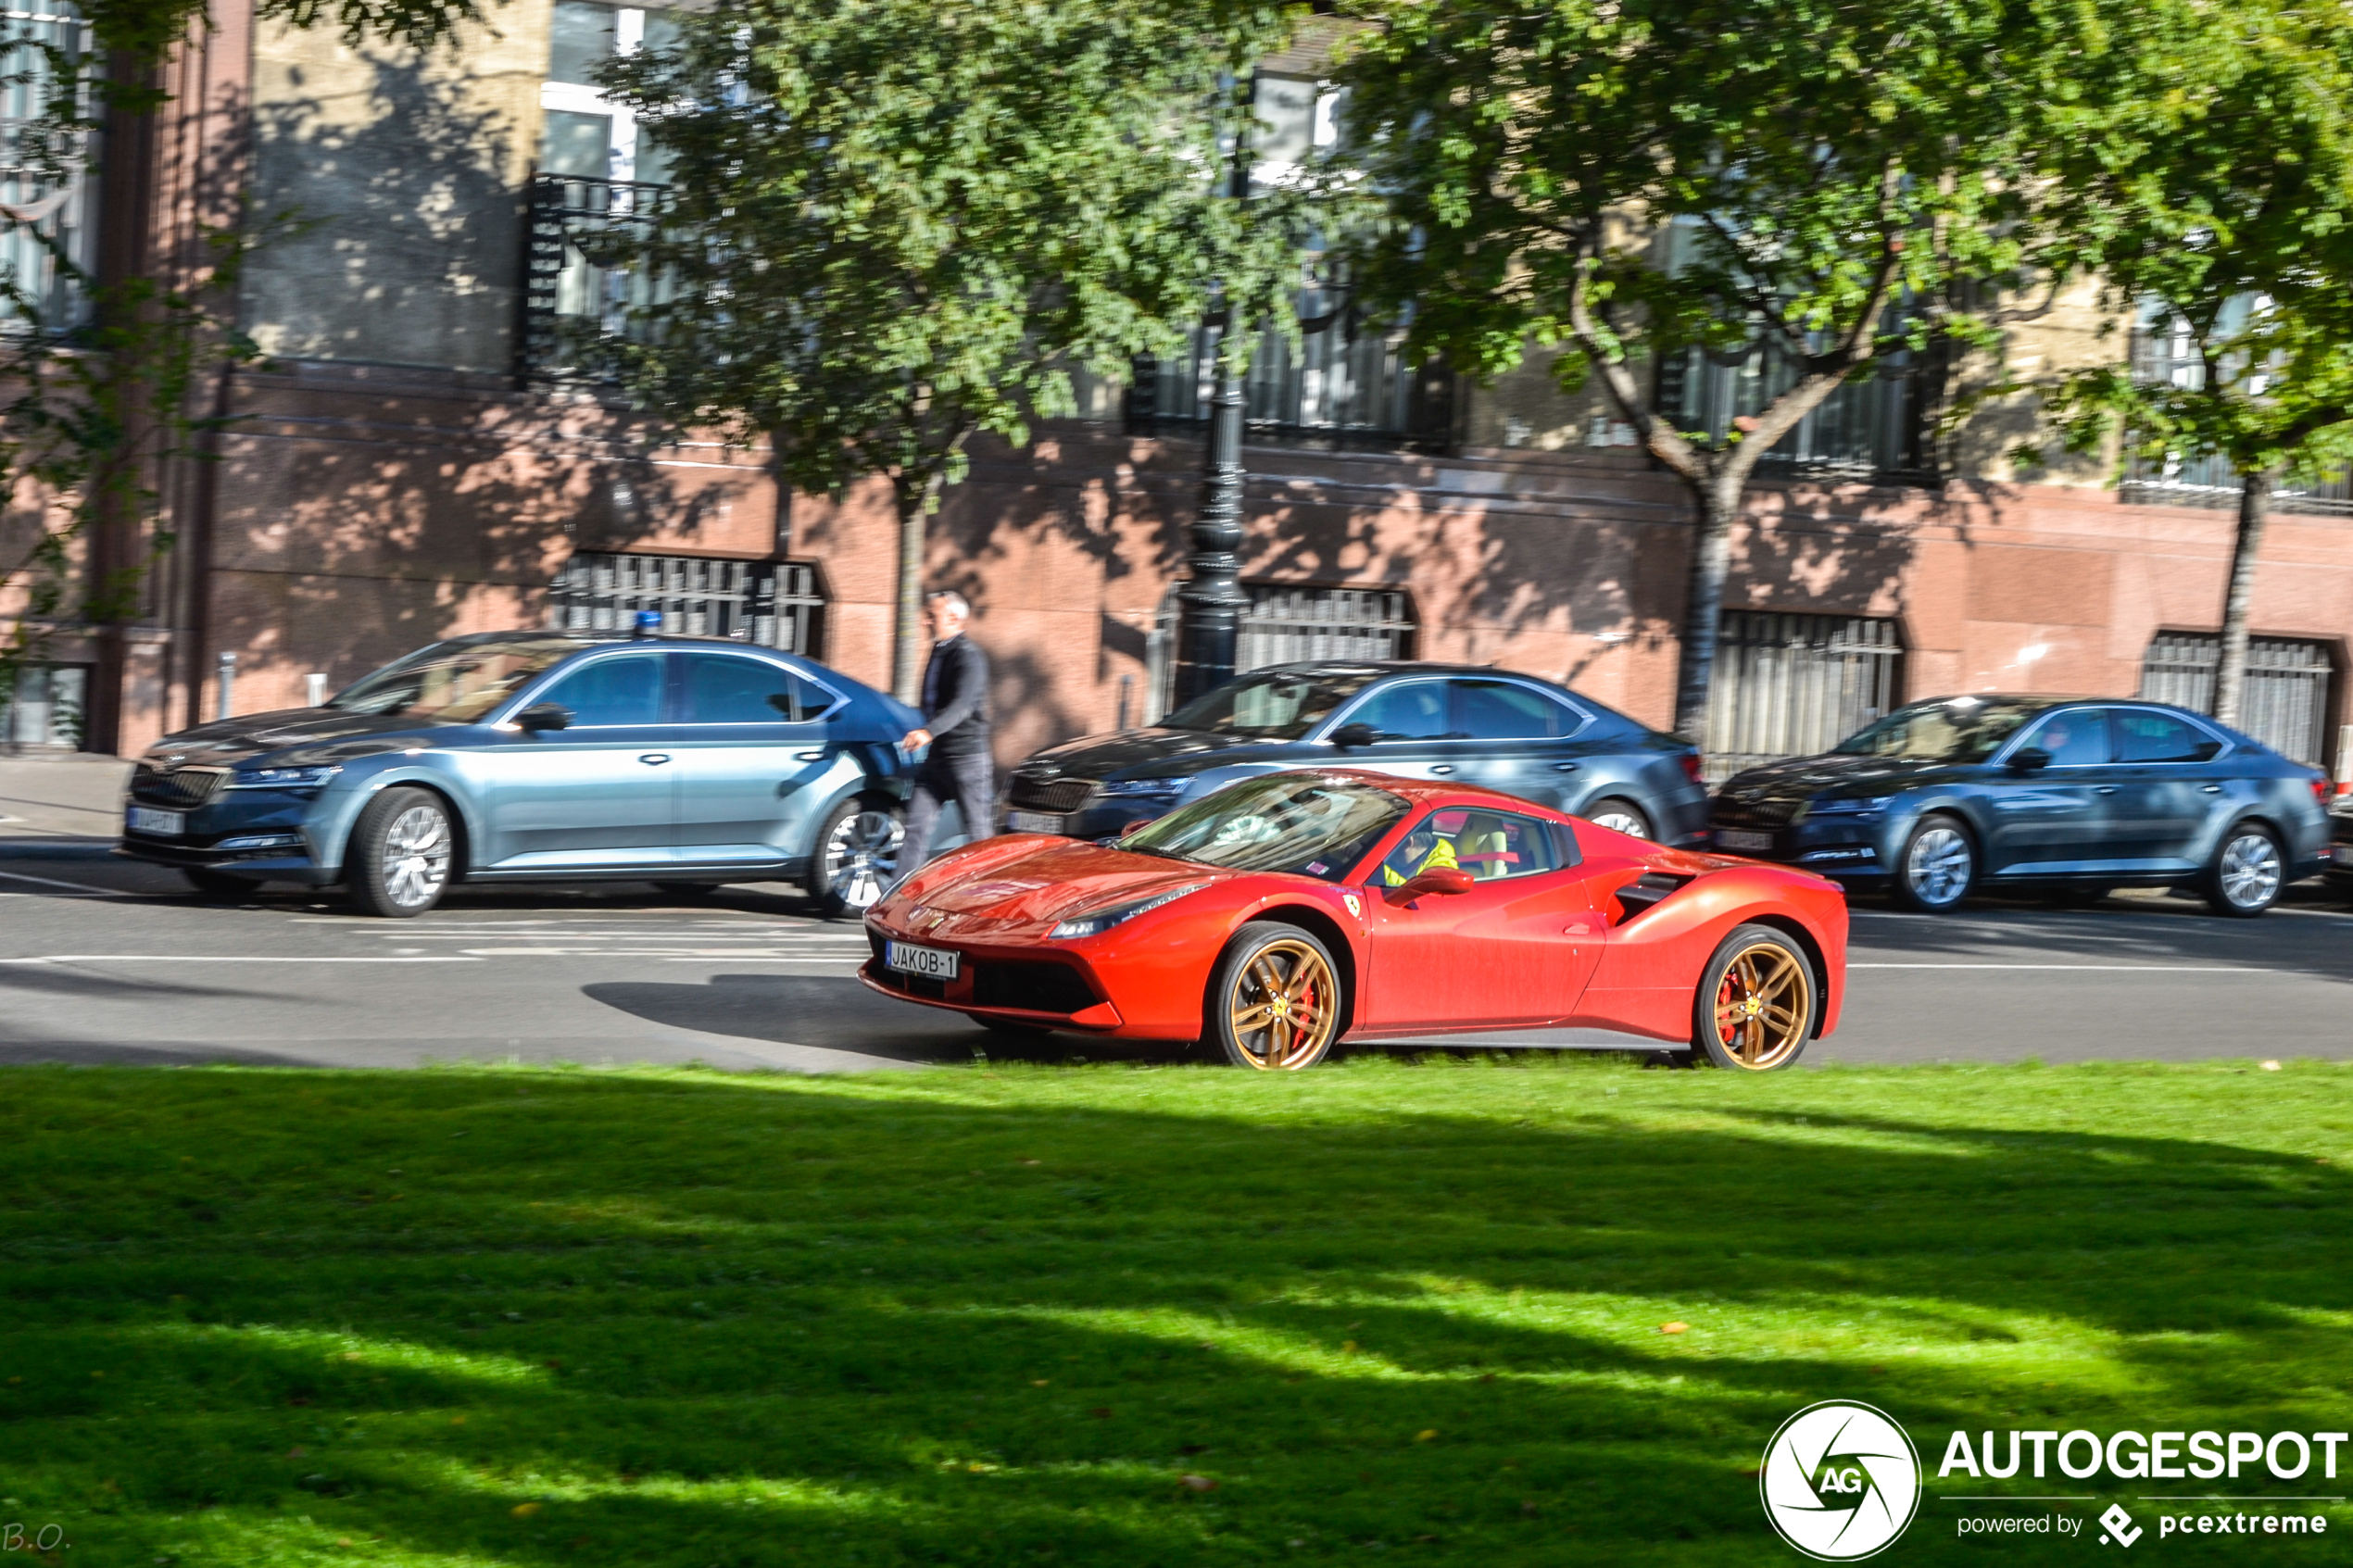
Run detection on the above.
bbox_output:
[1581,798,1655,840]
[2203,822,2284,918]
[1690,923,1818,1072]
[1889,812,1976,913]
[1206,921,1345,1071]
[971,1014,1053,1039]
[345,785,455,918]
[653,881,724,897]
[182,867,258,898]
[806,797,903,917]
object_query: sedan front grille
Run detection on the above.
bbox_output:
[1007,775,1096,813]
[131,763,231,808]
[1709,796,1804,830]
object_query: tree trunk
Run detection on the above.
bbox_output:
[2212,466,2271,729]
[1670,468,1743,745]
[888,471,941,705]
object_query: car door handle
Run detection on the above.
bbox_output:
[1428,765,1455,775]
[638,754,672,766]
[794,749,830,762]
[1554,762,1580,772]
[2095,785,2117,795]
[2202,784,2223,794]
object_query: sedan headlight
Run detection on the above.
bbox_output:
[1806,796,1892,816]
[225,764,343,790]
[1050,881,1212,940]
[1099,776,1186,797]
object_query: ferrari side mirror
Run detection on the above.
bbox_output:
[1384,866,1475,905]
[515,702,573,733]
[1330,721,1377,750]
[2007,746,2051,773]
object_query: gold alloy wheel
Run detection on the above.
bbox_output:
[1710,938,1814,1070]
[1226,937,1340,1071]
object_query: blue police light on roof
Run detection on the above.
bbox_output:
[632,609,662,638]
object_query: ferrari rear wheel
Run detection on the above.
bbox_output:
[1692,924,1817,1072]
[1209,922,1343,1072]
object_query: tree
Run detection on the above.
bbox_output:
[594,0,1307,702]
[1332,0,2208,742]
[2036,14,2353,734]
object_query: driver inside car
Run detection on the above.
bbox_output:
[1379,818,1461,886]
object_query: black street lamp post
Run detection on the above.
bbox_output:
[1173,72,1257,709]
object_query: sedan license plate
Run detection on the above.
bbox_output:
[1716,829,1775,853]
[127,806,185,837]
[886,941,959,981]
[1007,809,1064,835]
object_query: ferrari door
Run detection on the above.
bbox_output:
[1356,804,1603,1030]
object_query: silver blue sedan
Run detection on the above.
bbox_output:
[118,631,962,916]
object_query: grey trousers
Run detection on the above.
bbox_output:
[898,749,995,884]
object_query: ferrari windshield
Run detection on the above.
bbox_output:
[1832,697,2048,764]
[1119,773,1408,882]
[329,636,582,724]
[1159,668,1384,741]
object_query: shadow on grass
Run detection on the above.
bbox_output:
[0,1063,2346,1566]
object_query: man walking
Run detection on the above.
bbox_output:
[895,590,993,884]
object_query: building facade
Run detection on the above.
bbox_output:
[6,0,2350,790]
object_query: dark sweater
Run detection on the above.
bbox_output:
[919,634,992,759]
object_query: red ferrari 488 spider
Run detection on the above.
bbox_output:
[862,770,1846,1071]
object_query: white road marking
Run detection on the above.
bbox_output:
[0,869,129,897]
[1849,962,2265,972]
[0,955,484,965]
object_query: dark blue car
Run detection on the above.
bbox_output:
[1708,694,2332,916]
[118,631,962,916]
[1002,661,1709,846]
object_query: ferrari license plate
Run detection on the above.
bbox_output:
[886,941,959,981]
[1716,829,1775,853]
[1007,809,1064,835]
[128,806,185,836]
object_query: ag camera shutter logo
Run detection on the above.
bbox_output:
[1760,1400,1922,1560]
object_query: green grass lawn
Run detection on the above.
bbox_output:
[3,1054,2349,1566]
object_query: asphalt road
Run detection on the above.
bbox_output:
[4,831,2347,1070]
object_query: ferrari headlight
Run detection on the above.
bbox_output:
[1050,881,1212,940]
[1807,796,1891,816]
[225,764,343,790]
[1100,776,1186,797]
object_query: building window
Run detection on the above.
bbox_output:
[549,553,826,656]
[2120,306,2353,512]
[1148,584,1416,719]
[1705,610,1904,782]
[0,1,97,331]
[3,662,87,749]
[539,1,679,184]
[2138,633,2334,767]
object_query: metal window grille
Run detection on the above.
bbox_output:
[2120,314,2353,514]
[522,173,671,380]
[1656,341,1931,480]
[1148,584,1416,720]
[1705,611,1905,782]
[2137,633,2334,766]
[0,1,96,331]
[548,553,826,655]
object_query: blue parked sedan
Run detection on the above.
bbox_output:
[117,630,961,916]
[1001,661,1709,846]
[1708,694,2333,916]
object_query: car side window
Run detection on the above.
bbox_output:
[681,653,829,723]
[538,653,663,727]
[2013,709,2111,766]
[2112,709,2224,763]
[1344,681,1455,741]
[1450,678,1579,740]
[1374,805,1565,886]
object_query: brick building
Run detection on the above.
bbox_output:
[6,0,2349,787]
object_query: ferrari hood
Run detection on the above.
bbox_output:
[893,843,1233,935]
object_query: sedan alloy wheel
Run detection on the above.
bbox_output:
[812,801,901,914]
[347,786,454,918]
[1894,815,1975,912]
[2206,825,2284,917]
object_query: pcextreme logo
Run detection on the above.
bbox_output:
[1761,1400,1924,1561]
